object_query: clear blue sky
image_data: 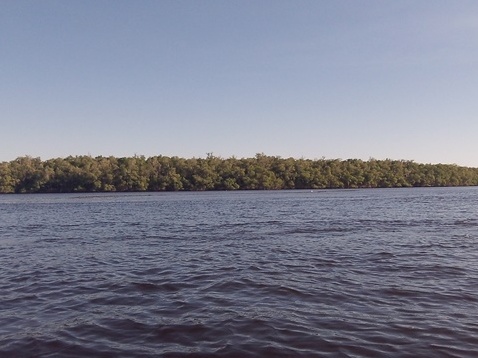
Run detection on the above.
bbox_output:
[1,0,477,166]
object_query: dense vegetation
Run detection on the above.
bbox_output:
[1,154,478,193]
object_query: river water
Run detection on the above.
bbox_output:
[1,188,477,357]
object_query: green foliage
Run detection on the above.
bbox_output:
[0,154,477,193]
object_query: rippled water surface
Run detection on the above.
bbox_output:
[1,188,478,357]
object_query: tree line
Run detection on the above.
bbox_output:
[1,154,478,193]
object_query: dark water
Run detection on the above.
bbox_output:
[1,188,478,357]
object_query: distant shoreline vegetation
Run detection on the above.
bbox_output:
[1,154,478,193]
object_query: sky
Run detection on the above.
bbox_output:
[1,1,478,166]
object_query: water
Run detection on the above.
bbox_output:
[1,188,478,357]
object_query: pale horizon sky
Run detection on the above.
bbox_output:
[1,1,478,166]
